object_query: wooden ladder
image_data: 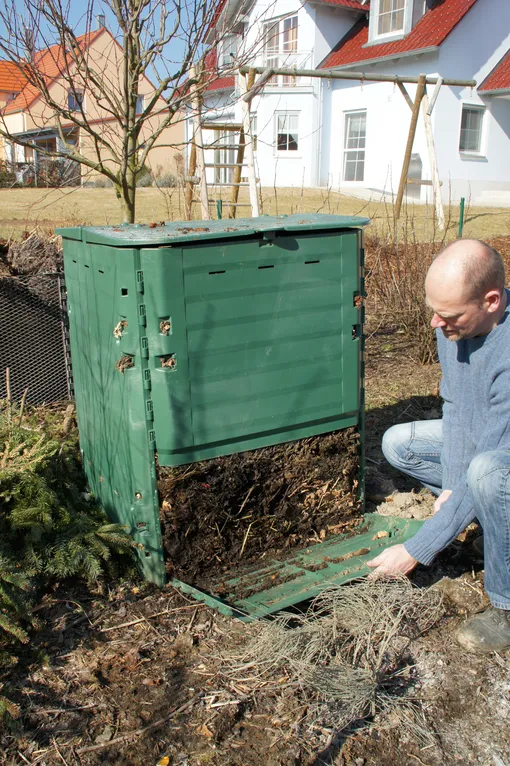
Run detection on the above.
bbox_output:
[184,70,261,220]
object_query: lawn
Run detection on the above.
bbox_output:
[0,185,509,242]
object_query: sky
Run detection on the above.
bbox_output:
[0,1,204,78]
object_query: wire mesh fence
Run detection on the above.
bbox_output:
[0,273,72,404]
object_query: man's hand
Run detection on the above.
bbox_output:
[367,544,418,577]
[434,489,452,515]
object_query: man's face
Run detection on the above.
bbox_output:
[425,285,489,341]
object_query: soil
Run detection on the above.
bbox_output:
[3,239,510,765]
[159,428,361,586]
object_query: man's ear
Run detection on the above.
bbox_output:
[485,289,502,313]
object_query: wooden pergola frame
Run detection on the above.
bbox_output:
[237,65,476,228]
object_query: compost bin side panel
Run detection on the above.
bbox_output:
[62,239,165,585]
[143,230,362,466]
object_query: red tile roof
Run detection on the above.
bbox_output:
[203,49,235,92]
[479,50,510,92]
[206,0,228,38]
[0,61,26,92]
[320,0,478,69]
[3,27,104,114]
[319,0,370,9]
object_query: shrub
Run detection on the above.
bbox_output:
[0,396,137,721]
[93,176,113,188]
[0,162,16,189]
[136,171,153,187]
[363,202,454,365]
[154,172,178,188]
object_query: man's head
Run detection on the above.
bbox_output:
[425,239,507,341]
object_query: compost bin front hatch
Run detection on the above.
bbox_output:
[170,514,424,619]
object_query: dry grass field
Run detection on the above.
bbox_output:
[0,185,509,241]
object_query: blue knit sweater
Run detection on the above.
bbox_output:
[405,289,510,565]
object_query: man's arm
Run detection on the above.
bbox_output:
[370,361,510,571]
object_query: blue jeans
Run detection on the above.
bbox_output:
[382,420,510,609]
[382,420,443,496]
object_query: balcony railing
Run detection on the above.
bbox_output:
[257,49,314,86]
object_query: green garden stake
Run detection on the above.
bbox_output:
[217,199,223,220]
[458,197,465,237]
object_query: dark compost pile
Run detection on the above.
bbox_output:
[158,427,361,585]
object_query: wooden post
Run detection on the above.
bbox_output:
[184,141,196,221]
[422,91,445,231]
[395,73,427,220]
[228,126,245,219]
[189,64,210,220]
[396,81,413,111]
[239,69,259,218]
[427,76,443,116]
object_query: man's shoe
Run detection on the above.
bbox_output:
[456,606,510,653]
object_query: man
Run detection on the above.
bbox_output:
[367,239,510,653]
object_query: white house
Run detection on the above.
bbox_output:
[192,0,510,205]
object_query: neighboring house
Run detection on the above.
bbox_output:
[0,62,26,160]
[196,0,510,204]
[0,25,184,185]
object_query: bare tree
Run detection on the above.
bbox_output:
[0,0,242,222]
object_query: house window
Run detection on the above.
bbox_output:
[214,130,236,184]
[377,0,405,36]
[263,16,298,85]
[459,104,485,153]
[276,113,298,152]
[343,111,366,182]
[136,95,144,115]
[220,35,238,68]
[67,89,84,112]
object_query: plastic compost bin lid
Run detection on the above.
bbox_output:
[56,213,370,246]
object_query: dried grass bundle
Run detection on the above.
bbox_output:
[222,578,443,742]
[7,232,63,275]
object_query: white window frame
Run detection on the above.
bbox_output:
[458,103,487,157]
[343,110,367,183]
[263,15,298,86]
[368,0,413,44]
[274,112,299,155]
[67,88,84,112]
[220,34,238,68]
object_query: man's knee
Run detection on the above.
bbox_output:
[467,451,510,500]
[382,423,412,468]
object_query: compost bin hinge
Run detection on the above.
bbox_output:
[136,270,144,293]
[145,400,154,422]
[141,337,149,358]
[143,368,152,390]
[148,430,156,450]
[139,304,147,326]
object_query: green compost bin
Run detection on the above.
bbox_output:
[58,214,422,617]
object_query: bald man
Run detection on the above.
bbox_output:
[368,239,510,653]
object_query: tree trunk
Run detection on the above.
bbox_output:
[118,183,136,223]
[116,159,137,224]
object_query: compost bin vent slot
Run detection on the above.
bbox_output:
[258,265,274,270]
[209,270,225,275]
[305,260,320,264]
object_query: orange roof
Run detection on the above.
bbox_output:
[3,27,104,115]
[202,49,235,92]
[0,61,26,92]
[320,0,477,69]
[319,0,369,9]
[479,50,510,92]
